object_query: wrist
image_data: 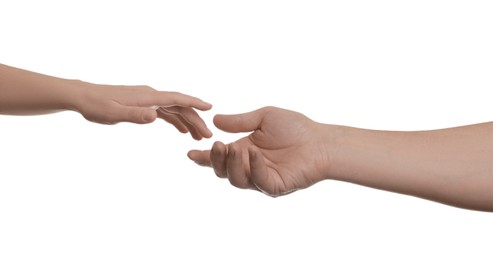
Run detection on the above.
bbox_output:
[315,123,349,181]
[62,80,96,113]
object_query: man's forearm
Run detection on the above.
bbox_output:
[0,64,83,115]
[325,123,493,211]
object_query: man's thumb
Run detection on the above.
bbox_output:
[213,106,272,133]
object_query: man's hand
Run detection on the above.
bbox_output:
[188,107,331,196]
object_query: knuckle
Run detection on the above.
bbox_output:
[140,85,154,91]
[261,106,275,112]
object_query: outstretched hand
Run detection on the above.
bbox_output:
[77,84,213,140]
[0,64,212,140]
[188,106,331,196]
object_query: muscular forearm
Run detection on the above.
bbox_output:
[324,123,493,211]
[0,64,83,115]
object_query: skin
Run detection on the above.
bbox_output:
[0,64,212,140]
[188,106,493,212]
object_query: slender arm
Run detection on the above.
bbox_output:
[0,63,212,139]
[0,63,81,115]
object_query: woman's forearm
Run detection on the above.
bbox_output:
[326,123,493,211]
[0,64,82,115]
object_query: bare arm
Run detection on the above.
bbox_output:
[0,63,81,115]
[0,64,212,139]
[327,122,493,211]
[188,107,493,211]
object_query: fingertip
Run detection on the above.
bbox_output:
[213,114,228,129]
[187,127,203,141]
[195,101,213,111]
[212,114,223,125]
[178,127,189,134]
[187,150,199,160]
[196,123,213,139]
[187,150,211,167]
[203,102,213,110]
[192,135,203,141]
[202,127,213,138]
[187,150,194,159]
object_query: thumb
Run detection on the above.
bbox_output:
[213,106,272,133]
[115,106,157,124]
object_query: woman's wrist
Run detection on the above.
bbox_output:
[61,80,96,114]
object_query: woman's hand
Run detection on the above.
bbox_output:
[76,83,213,140]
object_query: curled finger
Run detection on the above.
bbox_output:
[157,109,189,133]
[226,143,251,189]
[161,106,212,138]
[211,141,228,178]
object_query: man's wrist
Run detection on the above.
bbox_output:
[316,123,350,181]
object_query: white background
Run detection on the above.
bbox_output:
[1,0,492,259]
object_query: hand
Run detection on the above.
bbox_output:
[76,83,213,140]
[188,106,331,196]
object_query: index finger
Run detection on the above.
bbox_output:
[142,91,212,111]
